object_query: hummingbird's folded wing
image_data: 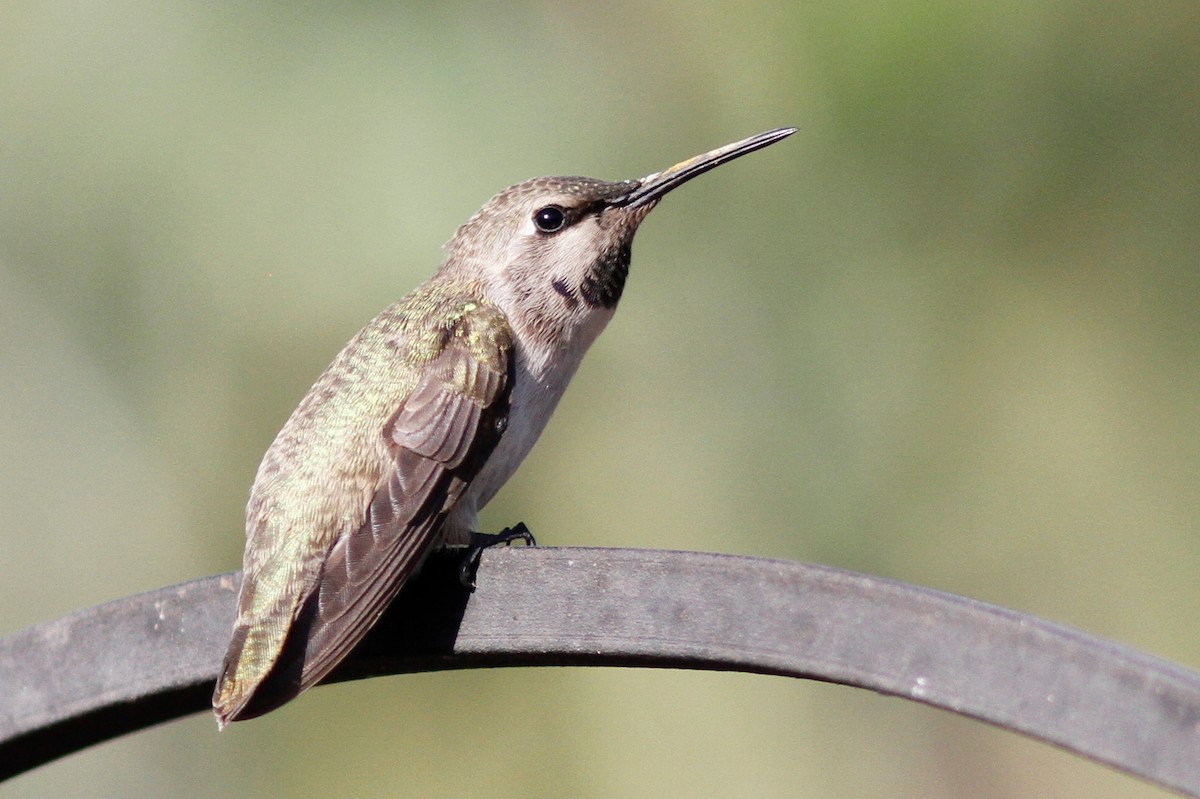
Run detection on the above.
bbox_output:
[215,305,512,723]
[294,331,513,691]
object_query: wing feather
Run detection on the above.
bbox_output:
[214,300,512,723]
[295,355,508,688]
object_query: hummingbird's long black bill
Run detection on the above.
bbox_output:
[614,127,798,209]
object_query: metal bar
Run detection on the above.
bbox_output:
[2,547,1198,795]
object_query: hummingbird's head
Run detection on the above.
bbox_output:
[439,128,797,352]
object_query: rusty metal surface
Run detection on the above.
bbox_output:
[2,547,1199,795]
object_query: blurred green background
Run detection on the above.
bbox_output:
[2,1,1198,796]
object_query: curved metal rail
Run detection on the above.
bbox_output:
[2,547,1198,795]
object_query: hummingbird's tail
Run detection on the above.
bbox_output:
[212,493,447,727]
[212,608,304,728]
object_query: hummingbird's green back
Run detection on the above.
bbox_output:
[213,282,513,725]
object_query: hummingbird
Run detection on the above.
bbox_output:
[212,127,797,727]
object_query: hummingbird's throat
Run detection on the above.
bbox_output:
[579,242,631,309]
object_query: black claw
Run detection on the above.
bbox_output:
[458,523,536,589]
[458,551,480,589]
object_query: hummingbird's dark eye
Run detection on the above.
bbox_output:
[532,205,567,233]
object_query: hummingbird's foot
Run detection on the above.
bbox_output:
[458,523,536,589]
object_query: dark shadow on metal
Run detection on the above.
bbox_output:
[2,548,1199,795]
